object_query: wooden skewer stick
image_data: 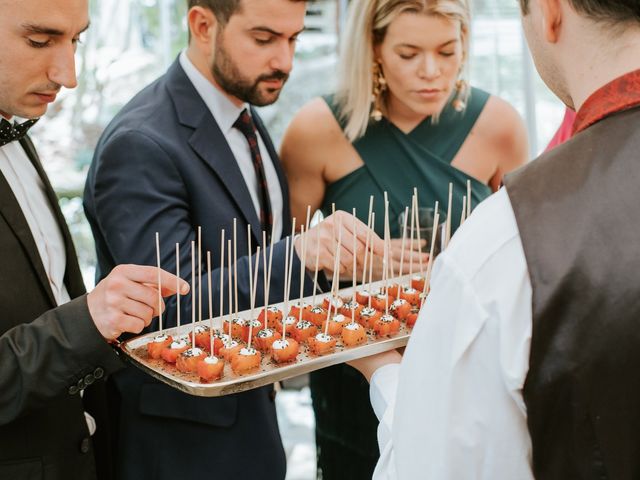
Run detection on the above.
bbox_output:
[284,219,297,315]
[383,193,390,315]
[361,208,373,289]
[262,231,268,327]
[218,229,225,333]
[198,227,202,332]
[361,195,374,284]
[398,206,409,278]
[175,243,181,329]
[351,208,357,324]
[295,205,311,322]
[467,180,472,218]
[233,219,239,322]
[446,182,453,248]
[219,231,225,320]
[191,241,196,347]
[460,195,467,226]
[367,212,376,309]
[207,250,213,354]
[311,222,320,306]
[409,194,417,279]
[155,233,163,334]
[263,227,276,324]
[324,219,342,336]
[297,225,306,323]
[422,206,441,302]
[227,239,233,340]
[282,235,291,340]
[247,246,261,351]
[413,189,425,277]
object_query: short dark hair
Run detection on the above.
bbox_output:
[188,0,243,25]
[188,0,307,25]
[519,0,640,24]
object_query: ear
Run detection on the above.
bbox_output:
[187,6,218,50]
[538,0,562,43]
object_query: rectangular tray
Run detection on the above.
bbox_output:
[119,275,413,397]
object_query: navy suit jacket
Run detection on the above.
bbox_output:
[84,59,312,480]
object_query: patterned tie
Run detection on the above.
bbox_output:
[0,118,39,147]
[233,109,273,239]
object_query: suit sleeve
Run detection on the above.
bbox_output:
[88,130,312,330]
[0,294,124,425]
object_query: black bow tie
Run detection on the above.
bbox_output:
[0,118,39,147]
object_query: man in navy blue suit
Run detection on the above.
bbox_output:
[83,0,382,478]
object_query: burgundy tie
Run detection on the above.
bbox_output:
[233,109,273,239]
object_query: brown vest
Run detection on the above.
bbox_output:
[505,106,640,480]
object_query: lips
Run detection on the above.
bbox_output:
[34,92,57,103]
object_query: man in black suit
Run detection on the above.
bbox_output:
[83,0,382,478]
[0,1,188,479]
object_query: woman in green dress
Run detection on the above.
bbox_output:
[281,0,528,477]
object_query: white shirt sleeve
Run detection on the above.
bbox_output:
[370,188,534,480]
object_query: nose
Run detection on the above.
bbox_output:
[48,43,78,90]
[270,39,295,75]
[419,53,441,80]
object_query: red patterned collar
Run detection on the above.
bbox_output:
[573,69,640,135]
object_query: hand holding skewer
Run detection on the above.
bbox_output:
[295,210,386,280]
[87,265,189,341]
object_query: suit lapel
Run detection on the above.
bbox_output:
[0,155,57,306]
[167,61,263,244]
[19,137,85,297]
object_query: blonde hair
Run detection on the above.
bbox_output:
[335,0,471,142]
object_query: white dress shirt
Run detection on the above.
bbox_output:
[0,123,70,306]
[370,188,534,479]
[179,51,284,241]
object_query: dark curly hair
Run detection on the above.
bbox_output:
[518,0,640,24]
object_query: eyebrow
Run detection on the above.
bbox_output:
[250,26,306,38]
[21,22,90,37]
[397,38,459,49]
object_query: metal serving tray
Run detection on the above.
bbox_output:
[119,275,414,397]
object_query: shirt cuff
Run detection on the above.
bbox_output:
[370,363,401,421]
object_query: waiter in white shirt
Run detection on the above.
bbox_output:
[0,1,187,479]
[349,0,640,478]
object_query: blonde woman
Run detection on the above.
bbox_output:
[281,0,528,477]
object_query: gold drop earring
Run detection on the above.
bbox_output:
[370,61,387,121]
[452,78,468,112]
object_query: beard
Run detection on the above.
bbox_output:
[211,32,289,107]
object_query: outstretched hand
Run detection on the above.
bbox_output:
[87,264,189,341]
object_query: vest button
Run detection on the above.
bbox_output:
[93,367,104,379]
[79,437,91,454]
[68,385,79,395]
[84,374,95,386]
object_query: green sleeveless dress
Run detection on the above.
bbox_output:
[311,88,493,480]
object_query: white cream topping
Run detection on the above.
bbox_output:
[315,333,332,343]
[345,322,361,331]
[380,314,395,323]
[257,329,274,338]
[182,347,204,357]
[332,314,345,323]
[239,347,257,356]
[272,339,290,350]
[170,339,188,349]
[284,316,296,325]
[223,340,239,349]
[204,356,219,364]
[296,320,313,330]
[152,334,169,343]
[194,325,208,334]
